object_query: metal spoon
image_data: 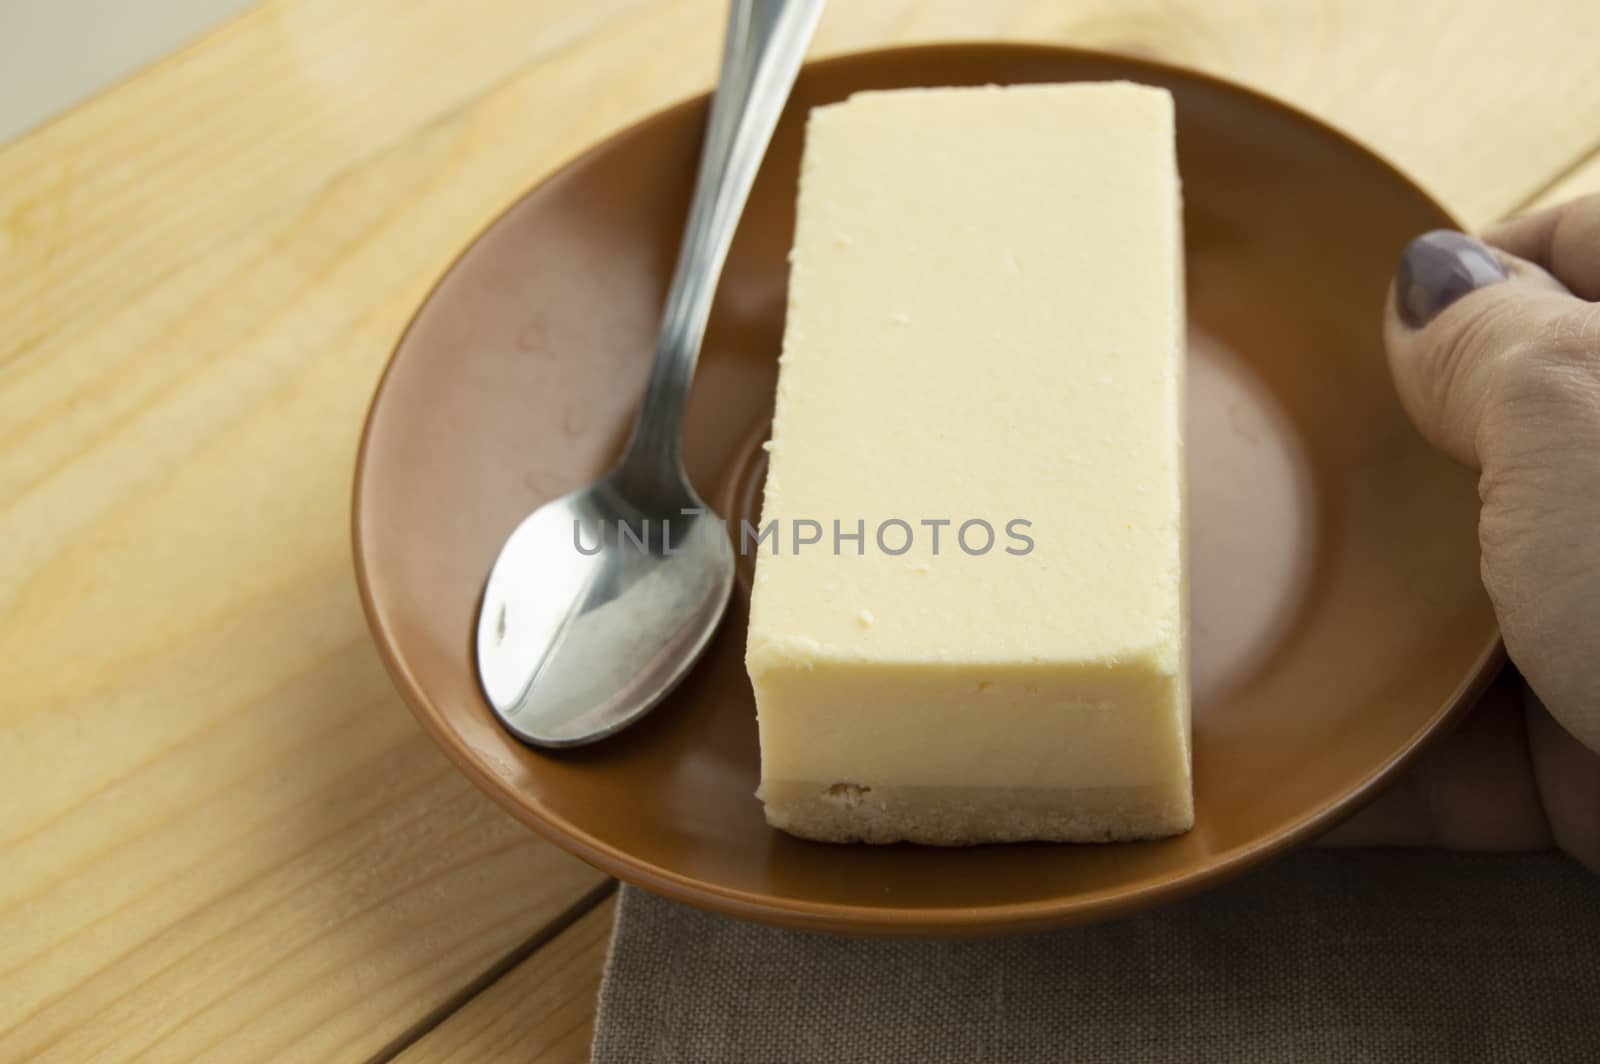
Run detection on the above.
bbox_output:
[476,0,824,747]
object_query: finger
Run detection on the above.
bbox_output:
[1319,669,1552,850]
[1526,687,1600,873]
[1484,192,1600,301]
[1385,229,1581,468]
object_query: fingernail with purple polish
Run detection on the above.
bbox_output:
[1394,230,1508,328]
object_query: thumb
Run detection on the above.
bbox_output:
[1386,222,1600,755]
[1384,229,1574,468]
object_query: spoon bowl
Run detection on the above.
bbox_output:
[477,477,735,746]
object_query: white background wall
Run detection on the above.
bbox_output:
[0,0,256,144]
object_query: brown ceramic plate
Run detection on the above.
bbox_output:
[354,44,1499,935]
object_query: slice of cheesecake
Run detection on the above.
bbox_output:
[746,83,1190,844]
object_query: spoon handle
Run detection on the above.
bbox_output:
[616,0,824,491]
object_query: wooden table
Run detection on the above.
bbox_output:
[4,1,1598,1060]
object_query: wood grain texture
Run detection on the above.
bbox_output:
[3,0,1597,1060]
[0,0,650,365]
[395,897,617,1064]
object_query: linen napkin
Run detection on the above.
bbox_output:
[592,850,1600,1062]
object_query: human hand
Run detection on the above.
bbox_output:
[1321,195,1600,868]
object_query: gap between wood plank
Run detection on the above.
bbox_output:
[1501,136,1600,219]
[364,877,619,1064]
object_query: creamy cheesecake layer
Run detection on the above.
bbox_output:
[747,83,1190,845]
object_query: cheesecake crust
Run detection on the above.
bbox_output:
[759,779,1195,845]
